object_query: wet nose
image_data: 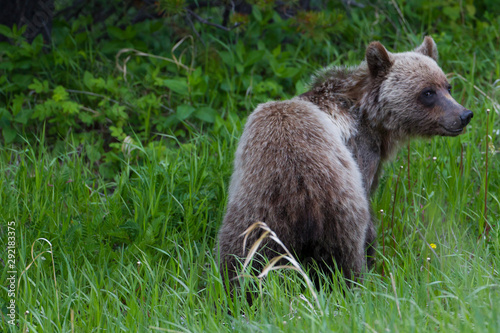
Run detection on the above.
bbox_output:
[460,110,473,126]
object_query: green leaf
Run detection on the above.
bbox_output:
[0,24,14,38]
[218,51,234,66]
[295,80,307,95]
[120,220,141,241]
[105,77,118,92]
[78,112,93,125]
[32,101,55,121]
[0,61,13,71]
[11,24,27,37]
[466,4,476,17]
[14,109,33,124]
[53,86,69,102]
[252,6,263,22]
[137,93,161,109]
[176,104,195,121]
[2,125,16,143]
[0,107,11,121]
[99,162,116,180]
[236,40,245,63]
[107,26,126,40]
[13,74,33,89]
[244,50,265,67]
[61,101,80,114]
[109,104,128,120]
[83,71,94,89]
[86,144,102,163]
[278,67,299,78]
[123,26,137,40]
[443,6,460,21]
[194,106,217,123]
[110,126,124,139]
[163,79,189,95]
[83,71,106,90]
[28,79,49,93]
[214,115,224,134]
[272,45,281,57]
[11,94,25,116]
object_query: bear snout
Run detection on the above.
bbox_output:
[460,110,473,127]
[435,93,472,135]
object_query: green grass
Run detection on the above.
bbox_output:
[1,2,500,332]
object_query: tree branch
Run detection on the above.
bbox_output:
[186,8,242,32]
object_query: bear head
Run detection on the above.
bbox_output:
[365,36,473,137]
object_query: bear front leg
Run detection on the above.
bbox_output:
[339,236,367,284]
[320,195,372,284]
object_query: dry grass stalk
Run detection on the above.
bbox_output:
[389,272,402,319]
[239,221,323,315]
[18,238,59,301]
[116,36,195,80]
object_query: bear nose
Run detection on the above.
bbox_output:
[460,110,473,126]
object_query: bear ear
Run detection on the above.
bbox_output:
[366,41,393,78]
[414,36,438,61]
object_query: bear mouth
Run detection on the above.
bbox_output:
[440,126,464,136]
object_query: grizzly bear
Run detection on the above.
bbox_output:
[218,37,473,288]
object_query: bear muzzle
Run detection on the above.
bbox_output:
[436,93,473,136]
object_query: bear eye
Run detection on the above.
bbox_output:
[419,88,436,106]
[422,89,435,98]
[447,85,452,93]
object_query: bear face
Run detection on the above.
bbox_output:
[366,38,473,138]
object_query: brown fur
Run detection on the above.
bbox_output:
[218,37,472,289]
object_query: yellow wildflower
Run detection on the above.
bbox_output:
[430,243,437,249]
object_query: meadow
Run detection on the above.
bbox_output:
[0,1,499,331]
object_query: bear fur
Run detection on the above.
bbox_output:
[218,37,473,286]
